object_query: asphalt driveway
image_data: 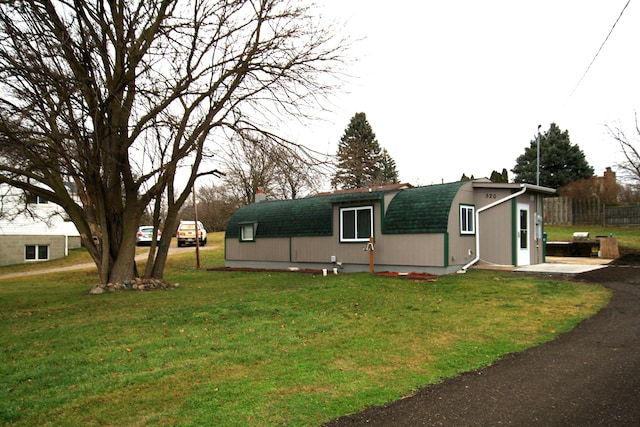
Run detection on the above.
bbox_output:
[323,257,640,426]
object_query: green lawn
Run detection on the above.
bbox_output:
[544,224,640,251]
[0,241,611,426]
[0,234,225,277]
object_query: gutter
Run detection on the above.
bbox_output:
[459,184,528,273]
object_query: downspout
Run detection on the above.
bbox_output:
[459,185,528,273]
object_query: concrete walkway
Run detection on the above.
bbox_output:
[473,256,612,276]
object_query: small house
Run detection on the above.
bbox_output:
[225,179,555,275]
[0,183,81,267]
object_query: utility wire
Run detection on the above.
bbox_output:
[569,0,631,98]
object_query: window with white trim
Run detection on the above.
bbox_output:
[240,223,256,241]
[340,206,373,242]
[460,205,475,235]
[25,245,49,261]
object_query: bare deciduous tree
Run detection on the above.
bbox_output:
[222,131,325,203]
[270,143,325,199]
[179,183,241,233]
[0,0,346,283]
[222,133,280,205]
[608,115,640,191]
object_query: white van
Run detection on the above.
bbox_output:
[176,220,207,247]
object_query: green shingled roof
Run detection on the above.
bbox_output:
[225,197,332,238]
[225,190,388,239]
[225,183,466,239]
[383,181,467,234]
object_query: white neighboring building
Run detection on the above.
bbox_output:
[0,183,81,267]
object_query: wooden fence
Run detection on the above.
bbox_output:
[544,197,640,226]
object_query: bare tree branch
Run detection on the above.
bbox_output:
[607,115,640,190]
[0,0,349,283]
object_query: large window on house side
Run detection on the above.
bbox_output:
[240,223,256,241]
[340,206,373,242]
[460,205,475,235]
[25,245,49,261]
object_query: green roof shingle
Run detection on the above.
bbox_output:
[225,197,332,238]
[225,191,389,239]
[382,181,467,234]
[225,183,466,239]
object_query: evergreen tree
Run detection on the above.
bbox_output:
[512,123,594,189]
[489,168,509,183]
[501,168,509,182]
[331,112,399,189]
[377,148,400,185]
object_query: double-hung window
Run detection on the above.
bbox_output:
[460,204,475,235]
[340,206,373,242]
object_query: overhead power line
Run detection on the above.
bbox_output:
[569,0,631,98]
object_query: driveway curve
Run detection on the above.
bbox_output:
[323,259,640,426]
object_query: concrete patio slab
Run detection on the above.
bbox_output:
[513,263,609,275]
[473,256,613,275]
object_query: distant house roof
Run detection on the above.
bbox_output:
[315,182,412,197]
[383,181,468,234]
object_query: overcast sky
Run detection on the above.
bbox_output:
[285,0,639,188]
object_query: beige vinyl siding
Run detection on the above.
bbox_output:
[375,234,446,266]
[225,237,290,262]
[293,234,447,267]
[291,236,334,263]
[445,183,477,266]
[472,188,515,266]
[478,202,513,265]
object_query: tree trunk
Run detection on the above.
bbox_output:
[108,238,137,283]
[106,211,140,283]
[150,209,180,279]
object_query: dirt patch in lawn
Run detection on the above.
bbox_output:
[374,271,438,281]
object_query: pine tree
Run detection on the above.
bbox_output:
[489,169,509,183]
[501,168,509,183]
[331,112,399,189]
[377,148,400,185]
[512,123,594,189]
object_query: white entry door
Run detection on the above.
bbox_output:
[517,204,530,266]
